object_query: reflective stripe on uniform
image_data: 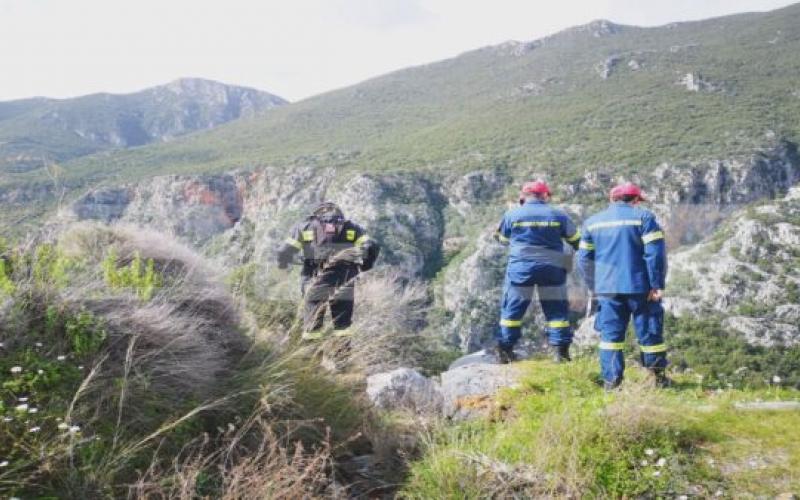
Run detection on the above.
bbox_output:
[285,237,303,250]
[355,235,370,246]
[346,229,356,241]
[640,343,667,353]
[566,231,581,242]
[302,230,314,242]
[599,341,626,350]
[642,231,665,244]
[301,331,324,341]
[587,219,642,231]
[512,221,561,228]
[496,232,509,243]
[500,319,522,327]
[333,328,354,337]
[579,241,595,250]
[546,320,570,328]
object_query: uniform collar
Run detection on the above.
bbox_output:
[525,200,547,205]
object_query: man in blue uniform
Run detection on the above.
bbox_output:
[577,183,670,390]
[495,181,581,364]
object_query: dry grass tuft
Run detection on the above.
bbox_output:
[305,271,432,375]
[131,415,335,499]
[56,224,248,425]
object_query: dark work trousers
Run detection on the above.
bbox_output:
[301,265,358,332]
[498,263,572,349]
[595,293,667,384]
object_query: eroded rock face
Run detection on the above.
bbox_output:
[666,186,800,346]
[332,174,446,277]
[651,141,800,206]
[72,188,132,222]
[596,55,623,79]
[442,230,507,351]
[574,314,600,347]
[74,175,243,245]
[71,168,448,277]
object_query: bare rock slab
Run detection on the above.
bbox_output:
[366,368,443,415]
[441,362,521,420]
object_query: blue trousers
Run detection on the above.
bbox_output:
[596,294,667,383]
[497,263,571,349]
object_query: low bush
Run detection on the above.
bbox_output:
[665,314,800,389]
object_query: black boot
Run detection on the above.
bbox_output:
[603,379,622,392]
[495,345,517,364]
[652,369,673,389]
[552,345,571,363]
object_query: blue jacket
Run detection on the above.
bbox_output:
[577,202,667,294]
[496,200,580,268]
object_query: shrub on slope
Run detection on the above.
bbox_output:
[0,224,387,498]
[0,224,250,495]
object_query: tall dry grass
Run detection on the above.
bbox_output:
[130,414,336,499]
[346,271,430,374]
[1,223,384,498]
[276,269,435,375]
[58,224,248,425]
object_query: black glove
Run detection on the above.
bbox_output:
[276,252,292,269]
[360,242,380,271]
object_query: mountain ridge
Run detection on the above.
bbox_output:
[0,78,287,175]
[48,2,800,183]
[2,3,800,238]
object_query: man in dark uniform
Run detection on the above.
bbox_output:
[276,202,380,339]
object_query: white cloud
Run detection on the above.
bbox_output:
[0,0,794,102]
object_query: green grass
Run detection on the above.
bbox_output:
[402,357,800,498]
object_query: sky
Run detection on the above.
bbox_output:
[0,0,796,102]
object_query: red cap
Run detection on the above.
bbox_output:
[610,182,647,201]
[521,180,551,196]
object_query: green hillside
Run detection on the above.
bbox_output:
[19,4,800,188]
[2,5,800,234]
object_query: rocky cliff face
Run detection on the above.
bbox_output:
[666,186,800,347]
[68,168,449,276]
[66,142,800,352]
